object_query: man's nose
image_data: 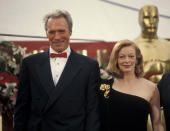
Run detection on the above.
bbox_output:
[54,32,61,40]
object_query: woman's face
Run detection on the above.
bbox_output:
[117,46,136,74]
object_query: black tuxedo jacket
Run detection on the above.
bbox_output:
[158,72,170,131]
[14,49,101,131]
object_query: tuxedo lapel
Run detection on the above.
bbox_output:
[36,51,55,96]
[43,50,82,113]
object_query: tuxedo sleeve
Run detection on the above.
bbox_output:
[85,61,101,131]
[14,58,31,131]
[157,73,170,131]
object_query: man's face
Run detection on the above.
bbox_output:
[139,6,159,36]
[46,17,72,53]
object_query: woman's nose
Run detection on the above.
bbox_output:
[125,57,130,62]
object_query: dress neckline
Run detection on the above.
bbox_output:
[111,87,150,105]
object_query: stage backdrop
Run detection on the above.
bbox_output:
[13,41,116,59]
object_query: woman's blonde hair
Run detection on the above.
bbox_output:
[106,40,144,78]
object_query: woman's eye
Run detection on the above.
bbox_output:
[129,55,135,58]
[119,56,124,59]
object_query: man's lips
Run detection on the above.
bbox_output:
[52,41,64,44]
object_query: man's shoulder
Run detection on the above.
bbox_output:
[23,51,48,63]
[158,72,170,87]
[162,72,170,79]
[72,50,98,64]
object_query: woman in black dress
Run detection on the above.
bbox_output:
[99,40,164,131]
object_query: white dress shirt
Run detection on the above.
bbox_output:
[50,46,71,85]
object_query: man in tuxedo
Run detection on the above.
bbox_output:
[158,72,170,131]
[14,9,101,131]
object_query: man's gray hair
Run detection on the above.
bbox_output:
[43,9,73,32]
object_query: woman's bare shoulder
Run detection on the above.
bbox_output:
[140,78,156,90]
[139,78,157,101]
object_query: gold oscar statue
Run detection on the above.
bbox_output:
[134,5,170,83]
[96,49,108,69]
[76,50,87,56]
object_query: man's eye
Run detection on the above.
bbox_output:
[48,31,55,34]
[59,30,65,33]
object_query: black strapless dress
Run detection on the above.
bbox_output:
[99,79,151,131]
